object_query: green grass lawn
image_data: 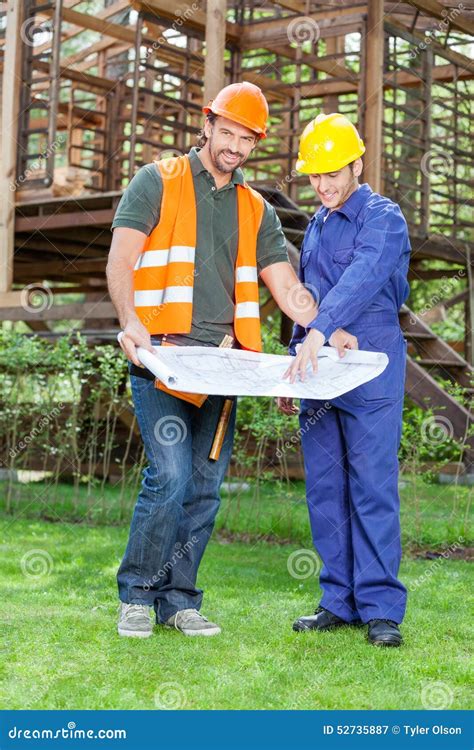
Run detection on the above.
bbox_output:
[0,515,472,710]
[1,474,471,549]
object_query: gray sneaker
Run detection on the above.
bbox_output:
[165,608,221,636]
[117,602,153,638]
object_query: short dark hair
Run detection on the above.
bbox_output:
[196,113,217,148]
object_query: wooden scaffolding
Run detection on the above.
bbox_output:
[0,0,473,467]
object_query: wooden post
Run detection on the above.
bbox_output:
[203,0,227,105]
[467,248,473,366]
[0,0,24,294]
[46,0,62,186]
[362,0,384,192]
[420,48,433,236]
[324,36,345,114]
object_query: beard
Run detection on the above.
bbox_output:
[208,137,247,174]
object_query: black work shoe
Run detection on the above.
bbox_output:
[293,606,356,632]
[367,619,403,647]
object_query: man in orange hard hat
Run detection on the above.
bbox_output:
[280,113,411,647]
[108,86,358,639]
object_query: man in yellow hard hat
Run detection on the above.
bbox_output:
[107,88,357,639]
[279,113,411,647]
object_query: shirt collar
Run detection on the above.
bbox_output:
[333,183,372,221]
[188,146,245,186]
[311,183,373,224]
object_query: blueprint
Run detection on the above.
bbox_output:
[133,344,389,399]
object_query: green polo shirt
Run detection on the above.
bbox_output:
[111,147,288,344]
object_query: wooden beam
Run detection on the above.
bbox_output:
[204,0,227,104]
[405,0,474,36]
[43,6,136,44]
[385,16,474,73]
[363,0,384,192]
[468,248,474,365]
[0,0,24,293]
[16,209,115,232]
[405,357,473,447]
[410,234,469,264]
[267,42,358,80]
[268,0,307,12]
[132,0,240,44]
[34,60,115,93]
[240,5,367,45]
[35,0,130,56]
[292,60,473,99]
[0,301,117,322]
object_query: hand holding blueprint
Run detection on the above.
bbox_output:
[126,342,388,399]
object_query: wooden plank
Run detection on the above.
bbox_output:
[410,234,469,264]
[0,291,23,308]
[405,0,474,36]
[385,16,474,73]
[294,62,473,98]
[362,0,384,192]
[241,5,367,44]
[468,248,474,365]
[267,43,358,80]
[132,0,240,44]
[0,0,24,293]
[33,60,115,93]
[204,0,227,104]
[35,0,130,57]
[268,0,307,12]
[0,301,117,322]
[43,6,137,44]
[405,357,473,455]
[16,209,115,232]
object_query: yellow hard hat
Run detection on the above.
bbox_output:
[296,113,365,174]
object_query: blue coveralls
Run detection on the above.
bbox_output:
[290,183,411,624]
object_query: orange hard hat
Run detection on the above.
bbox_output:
[202,82,268,139]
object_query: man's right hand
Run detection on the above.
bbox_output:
[276,397,298,416]
[118,318,156,367]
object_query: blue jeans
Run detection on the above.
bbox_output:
[117,363,236,623]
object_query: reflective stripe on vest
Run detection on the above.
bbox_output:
[133,154,264,352]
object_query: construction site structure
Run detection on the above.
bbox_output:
[0,0,472,470]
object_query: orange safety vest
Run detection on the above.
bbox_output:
[133,154,265,352]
